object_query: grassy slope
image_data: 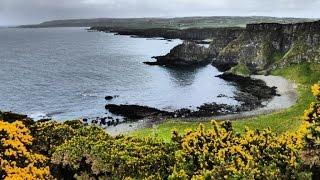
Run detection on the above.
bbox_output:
[131,63,320,142]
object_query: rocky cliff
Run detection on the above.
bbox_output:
[138,21,320,71]
[92,21,320,71]
[214,21,320,74]
[144,41,213,66]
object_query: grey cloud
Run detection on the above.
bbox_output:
[0,0,319,25]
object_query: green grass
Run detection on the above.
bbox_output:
[228,64,251,76]
[131,63,320,142]
[271,52,286,64]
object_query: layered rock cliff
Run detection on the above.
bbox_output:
[214,21,320,74]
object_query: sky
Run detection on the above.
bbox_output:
[0,0,320,26]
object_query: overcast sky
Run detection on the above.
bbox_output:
[0,0,319,25]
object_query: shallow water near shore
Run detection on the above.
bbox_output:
[0,27,238,120]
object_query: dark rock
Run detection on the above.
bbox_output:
[105,96,114,100]
[106,104,174,120]
[217,94,228,98]
[217,73,278,109]
[100,118,107,125]
[145,41,213,67]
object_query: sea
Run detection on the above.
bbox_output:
[0,27,238,120]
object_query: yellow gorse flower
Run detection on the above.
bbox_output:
[0,120,52,180]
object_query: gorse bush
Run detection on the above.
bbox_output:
[303,83,320,149]
[30,120,84,156]
[51,126,176,179]
[0,120,52,180]
[301,83,320,178]
[169,121,305,179]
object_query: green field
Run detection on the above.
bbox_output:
[131,63,320,141]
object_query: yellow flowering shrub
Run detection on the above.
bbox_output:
[30,120,83,155]
[303,83,320,148]
[169,121,304,179]
[301,83,320,178]
[51,126,176,179]
[0,120,52,179]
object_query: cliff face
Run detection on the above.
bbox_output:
[214,21,320,74]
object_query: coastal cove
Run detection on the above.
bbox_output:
[107,75,298,135]
[0,27,249,121]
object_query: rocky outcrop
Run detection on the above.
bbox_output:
[105,104,173,120]
[214,21,320,74]
[144,41,214,67]
[216,73,279,109]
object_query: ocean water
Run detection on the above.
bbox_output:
[0,27,238,120]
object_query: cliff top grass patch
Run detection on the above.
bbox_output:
[228,64,251,76]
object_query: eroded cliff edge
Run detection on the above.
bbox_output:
[214,21,320,74]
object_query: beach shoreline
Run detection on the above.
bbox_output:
[107,75,298,135]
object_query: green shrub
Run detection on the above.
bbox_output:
[51,126,176,179]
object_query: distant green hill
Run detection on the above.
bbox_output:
[19,16,315,29]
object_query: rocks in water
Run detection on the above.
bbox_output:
[144,41,214,67]
[105,96,113,100]
[217,73,278,110]
[83,116,123,127]
[217,94,228,98]
[191,103,240,117]
[105,95,119,101]
[100,117,107,125]
[105,104,174,120]
[105,102,243,121]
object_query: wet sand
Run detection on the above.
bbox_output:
[106,75,298,135]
